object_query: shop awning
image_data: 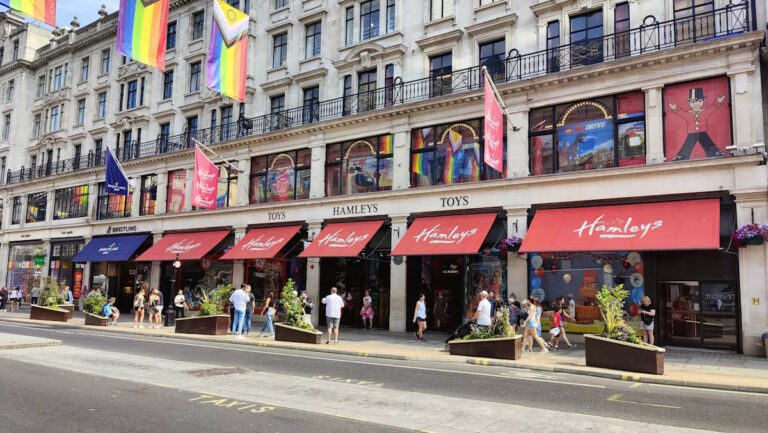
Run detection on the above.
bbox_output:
[299,220,384,258]
[519,199,720,253]
[135,230,230,261]
[73,234,150,262]
[220,225,302,260]
[392,213,497,256]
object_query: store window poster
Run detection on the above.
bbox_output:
[557,118,614,172]
[663,76,732,162]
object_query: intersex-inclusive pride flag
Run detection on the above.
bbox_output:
[192,145,219,210]
[116,0,169,70]
[207,0,249,102]
[6,0,55,26]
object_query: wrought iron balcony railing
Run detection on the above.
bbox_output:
[2,0,754,187]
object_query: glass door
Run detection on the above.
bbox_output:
[661,280,738,350]
[662,281,700,347]
[699,283,738,350]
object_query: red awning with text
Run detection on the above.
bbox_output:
[519,199,720,253]
[299,220,384,258]
[392,213,497,256]
[135,230,230,261]
[220,226,302,260]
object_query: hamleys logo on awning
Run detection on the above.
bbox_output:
[413,224,479,245]
[573,215,663,239]
[316,230,369,248]
[165,239,202,254]
[241,236,283,252]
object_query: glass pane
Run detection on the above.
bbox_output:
[700,283,738,350]
[377,157,393,191]
[296,149,312,168]
[665,282,700,347]
[249,176,266,204]
[325,165,341,196]
[379,134,393,154]
[530,107,554,132]
[343,140,378,194]
[326,143,342,162]
[411,127,433,149]
[618,121,646,167]
[267,166,295,202]
[411,151,435,187]
[530,135,554,175]
[616,91,645,119]
[296,168,311,200]
[251,156,267,175]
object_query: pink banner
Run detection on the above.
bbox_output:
[192,146,219,209]
[483,81,504,174]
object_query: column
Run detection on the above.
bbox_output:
[149,232,162,291]
[155,174,167,215]
[392,127,410,190]
[19,195,27,227]
[130,183,141,217]
[236,157,250,206]
[231,226,247,288]
[41,239,51,289]
[305,220,323,326]
[643,85,664,164]
[0,242,9,288]
[505,207,529,301]
[506,109,529,179]
[87,183,99,220]
[728,70,754,149]
[309,135,325,199]
[1,194,10,229]
[389,215,408,332]
[79,236,92,310]
[183,168,193,211]
[45,190,54,223]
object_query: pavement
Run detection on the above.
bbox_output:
[1,307,768,395]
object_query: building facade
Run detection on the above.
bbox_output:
[0,0,766,354]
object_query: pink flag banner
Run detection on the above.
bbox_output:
[192,145,219,209]
[483,80,504,174]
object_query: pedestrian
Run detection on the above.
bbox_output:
[509,293,521,309]
[229,284,249,340]
[473,290,492,330]
[360,289,374,330]
[300,291,314,325]
[173,289,187,319]
[155,289,164,328]
[566,293,576,320]
[259,292,277,338]
[412,293,428,341]
[548,305,563,350]
[532,298,543,338]
[102,297,120,325]
[433,290,447,331]
[321,286,344,344]
[133,288,146,328]
[557,296,576,349]
[31,286,40,306]
[640,296,656,345]
[147,288,161,329]
[65,286,74,305]
[244,284,255,336]
[9,287,18,312]
[507,298,522,333]
[522,303,549,353]
[488,290,497,315]
[0,286,6,312]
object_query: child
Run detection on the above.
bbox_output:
[548,305,563,350]
[102,297,120,326]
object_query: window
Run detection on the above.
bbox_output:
[7,79,14,101]
[384,63,395,106]
[97,92,107,118]
[127,80,137,109]
[342,75,353,115]
[274,0,288,9]
[140,174,157,216]
[166,169,186,213]
[411,119,505,187]
[272,33,287,68]
[54,66,64,90]
[139,77,145,106]
[249,149,311,204]
[12,39,18,60]
[479,39,505,81]
[221,105,233,140]
[674,0,715,43]
[53,185,89,220]
[305,22,321,58]
[326,135,393,196]
[357,69,377,112]
[528,92,646,175]
[345,7,354,45]
[3,114,10,139]
[429,53,452,97]
[101,49,110,74]
[386,0,395,32]
[192,11,205,40]
[270,94,285,130]
[26,192,48,223]
[76,99,85,125]
[37,76,45,98]
[187,116,198,139]
[166,21,177,49]
[0,157,5,180]
[158,123,170,151]
[213,164,237,208]
[50,106,59,131]
[570,9,603,67]
[12,196,21,225]
[94,139,103,165]
[302,86,319,124]
[118,84,124,111]
[0,47,3,66]
[546,21,560,73]
[615,3,630,58]
[189,62,201,92]
[431,0,453,20]
[73,144,82,169]
[360,0,379,41]
[97,183,132,220]
[122,130,133,160]
[163,70,173,99]
[33,114,41,138]
[80,57,89,81]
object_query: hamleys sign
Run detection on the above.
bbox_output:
[413,224,479,245]
[392,213,497,256]
[300,221,384,258]
[317,230,370,249]
[573,215,663,240]
[165,239,203,254]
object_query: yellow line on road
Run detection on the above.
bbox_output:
[607,393,680,409]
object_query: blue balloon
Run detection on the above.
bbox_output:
[631,287,644,305]
[531,277,542,290]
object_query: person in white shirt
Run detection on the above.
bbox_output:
[173,289,187,319]
[474,291,492,328]
[229,286,250,339]
[413,293,428,341]
[321,286,344,344]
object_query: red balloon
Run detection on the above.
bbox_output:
[634,262,644,274]
[622,259,630,270]
[534,268,544,278]
[550,264,558,272]
[629,304,640,317]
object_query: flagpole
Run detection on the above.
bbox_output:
[481,66,516,127]
[192,138,241,173]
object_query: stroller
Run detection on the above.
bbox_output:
[445,320,476,349]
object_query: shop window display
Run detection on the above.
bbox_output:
[50,241,85,298]
[26,191,47,223]
[97,183,132,220]
[6,243,47,295]
[166,169,186,213]
[325,135,393,196]
[215,164,237,208]
[249,149,311,204]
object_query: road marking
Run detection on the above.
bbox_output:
[312,375,384,387]
[473,359,489,366]
[607,393,681,409]
[621,373,641,382]
[630,382,643,389]
[189,393,275,414]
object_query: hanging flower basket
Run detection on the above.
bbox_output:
[734,224,768,247]
[499,236,523,254]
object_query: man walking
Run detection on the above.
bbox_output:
[229,284,249,340]
[473,291,492,330]
[244,284,255,336]
[321,286,344,345]
[30,286,40,306]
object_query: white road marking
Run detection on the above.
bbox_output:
[607,393,681,409]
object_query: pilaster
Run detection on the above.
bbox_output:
[392,124,411,190]
[505,207,529,301]
[309,134,326,199]
[643,85,664,164]
[389,214,408,332]
[305,220,323,326]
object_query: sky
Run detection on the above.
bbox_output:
[1,0,120,28]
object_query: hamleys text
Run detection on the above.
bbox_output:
[316,230,369,248]
[573,215,663,239]
[414,224,478,244]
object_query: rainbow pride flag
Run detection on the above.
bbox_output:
[116,0,169,70]
[8,0,55,26]
[207,0,249,102]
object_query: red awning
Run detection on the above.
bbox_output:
[299,220,384,258]
[519,199,720,253]
[392,213,497,256]
[220,225,301,260]
[135,230,230,261]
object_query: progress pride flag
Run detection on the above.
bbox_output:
[483,80,504,173]
[192,145,219,209]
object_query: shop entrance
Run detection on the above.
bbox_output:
[319,256,390,329]
[660,281,738,351]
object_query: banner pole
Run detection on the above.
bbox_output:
[192,138,240,172]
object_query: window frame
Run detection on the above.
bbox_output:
[26,191,48,223]
[163,70,174,99]
[189,62,201,92]
[326,134,394,196]
[249,149,312,204]
[139,174,158,216]
[53,185,90,220]
[166,21,177,50]
[360,0,380,41]
[96,182,132,220]
[305,21,322,59]
[272,32,288,69]
[192,11,205,40]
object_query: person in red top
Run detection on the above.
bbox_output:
[548,305,563,351]
[667,87,726,161]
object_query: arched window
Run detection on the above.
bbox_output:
[249,149,311,204]
[556,100,614,172]
[326,135,393,196]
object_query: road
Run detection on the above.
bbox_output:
[1,321,767,432]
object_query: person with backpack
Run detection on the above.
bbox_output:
[8,287,18,312]
[133,288,146,328]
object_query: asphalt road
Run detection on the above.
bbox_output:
[2,322,767,432]
[0,358,406,433]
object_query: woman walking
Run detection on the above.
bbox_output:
[640,296,656,345]
[147,289,161,329]
[522,303,549,352]
[433,290,447,331]
[259,292,277,337]
[9,287,18,312]
[412,293,428,341]
[0,286,7,312]
[133,288,146,328]
[360,289,374,330]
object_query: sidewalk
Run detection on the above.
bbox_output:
[2,307,768,394]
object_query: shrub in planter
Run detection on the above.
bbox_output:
[448,307,522,360]
[83,291,108,326]
[40,280,66,310]
[175,285,231,335]
[274,279,321,344]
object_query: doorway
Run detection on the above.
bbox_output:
[319,255,391,330]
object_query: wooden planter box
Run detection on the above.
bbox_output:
[275,323,322,344]
[58,304,74,320]
[175,315,230,335]
[585,334,665,375]
[84,312,108,326]
[448,335,522,360]
[30,305,69,322]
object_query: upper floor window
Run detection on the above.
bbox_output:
[0,47,4,65]
[187,115,199,136]
[386,0,395,32]
[345,7,354,45]
[357,69,377,112]
[50,106,60,131]
[302,86,319,124]
[212,164,237,209]
[3,114,10,140]
[80,57,89,82]
[37,76,45,98]
[674,0,715,43]
[26,191,48,223]
[97,182,131,220]
[11,196,22,225]
[528,91,645,175]
[53,185,89,220]
[305,22,321,58]
[249,149,311,204]
[192,11,205,40]
[431,0,453,20]
[220,105,234,140]
[101,49,111,74]
[127,80,138,109]
[53,65,64,90]
[6,79,14,101]
[166,169,186,214]
[140,174,158,216]
[272,33,287,68]
[479,39,505,80]
[274,0,288,9]
[342,75,353,115]
[12,39,18,60]
[615,2,630,58]
[98,92,107,119]
[166,21,177,50]
[360,0,379,41]
[270,94,285,130]
[429,53,452,97]
[411,119,505,187]
[33,114,41,138]
[570,9,603,67]
[163,70,174,99]
[76,99,86,125]
[190,62,201,92]
[326,135,393,196]
[547,21,560,73]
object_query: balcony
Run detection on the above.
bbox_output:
[0,0,755,187]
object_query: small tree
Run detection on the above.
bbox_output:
[41,279,66,308]
[83,291,106,316]
[595,284,642,344]
[197,283,233,317]
[280,279,313,331]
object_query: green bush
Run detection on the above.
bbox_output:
[280,279,313,331]
[596,284,642,345]
[196,283,233,317]
[461,302,516,340]
[41,279,66,309]
[83,291,106,316]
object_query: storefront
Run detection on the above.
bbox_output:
[6,241,47,297]
[520,197,740,351]
[49,239,85,298]
[393,212,507,332]
[300,220,391,329]
[74,234,153,312]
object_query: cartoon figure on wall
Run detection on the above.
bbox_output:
[664,76,732,162]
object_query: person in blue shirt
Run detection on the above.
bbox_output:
[102,297,120,326]
[66,286,74,304]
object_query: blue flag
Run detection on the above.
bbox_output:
[105,147,129,195]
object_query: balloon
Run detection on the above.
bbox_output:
[603,263,613,274]
[631,287,644,305]
[534,268,544,279]
[563,273,572,284]
[622,259,630,270]
[531,287,546,302]
[530,277,542,290]
[634,262,644,274]
[629,304,640,317]
[550,264,558,273]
